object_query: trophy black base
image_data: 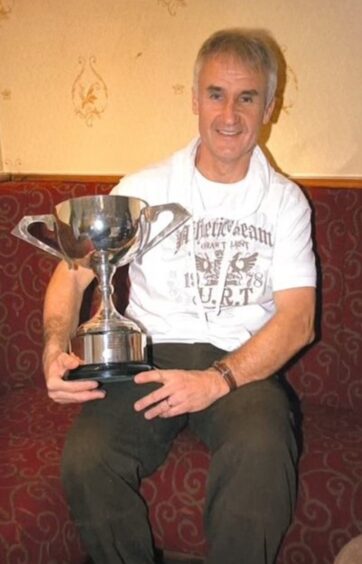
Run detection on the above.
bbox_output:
[64,362,153,384]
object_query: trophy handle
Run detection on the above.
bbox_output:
[11,214,64,260]
[140,203,191,256]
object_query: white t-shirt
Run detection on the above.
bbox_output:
[111,138,316,352]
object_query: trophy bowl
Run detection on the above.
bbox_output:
[12,194,191,383]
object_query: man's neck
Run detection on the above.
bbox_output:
[195,146,253,184]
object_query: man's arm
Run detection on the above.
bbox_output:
[219,286,315,386]
[134,286,315,418]
[42,260,106,404]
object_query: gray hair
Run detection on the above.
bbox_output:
[193,28,279,106]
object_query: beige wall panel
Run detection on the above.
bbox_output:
[0,0,361,176]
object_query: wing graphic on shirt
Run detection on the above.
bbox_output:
[195,254,213,274]
[227,252,258,284]
[195,251,223,286]
[231,252,258,273]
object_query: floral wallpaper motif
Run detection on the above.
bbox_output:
[71,56,108,127]
[280,46,299,115]
[158,0,186,16]
[172,83,185,95]
[282,63,298,114]
[1,89,11,100]
[0,0,14,21]
[4,157,22,172]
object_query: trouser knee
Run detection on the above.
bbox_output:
[192,379,298,520]
[61,418,105,499]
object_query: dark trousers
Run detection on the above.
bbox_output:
[61,344,298,564]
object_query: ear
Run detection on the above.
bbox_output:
[262,97,276,125]
[192,87,199,115]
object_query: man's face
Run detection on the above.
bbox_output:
[192,54,275,182]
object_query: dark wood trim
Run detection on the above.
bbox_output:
[4,173,362,190]
[8,173,122,183]
[293,177,362,189]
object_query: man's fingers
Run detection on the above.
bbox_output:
[143,398,172,420]
[58,351,81,370]
[44,350,107,404]
[134,385,168,412]
[47,372,105,403]
[61,378,101,392]
[134,369,163,384]
[48,369,100,391]
[47,377,106,402]
[49,388,106,404]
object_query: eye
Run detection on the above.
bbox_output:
[206,87,223,101]
[209,91,222,101]
[239,95,253,104]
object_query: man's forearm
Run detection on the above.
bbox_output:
[43,316,78,355]
[43,261,94,357]
[216,287,315,388]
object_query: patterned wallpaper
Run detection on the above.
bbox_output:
[0,0,361,176]
[0,0,13,21]
[71,56,109,127]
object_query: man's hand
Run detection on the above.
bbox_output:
[43,349,106,404]
[133,368,229,419]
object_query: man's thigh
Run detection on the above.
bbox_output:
[64,380,187,479]
[188,376,297,454]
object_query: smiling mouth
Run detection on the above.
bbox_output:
[217,129,242,136]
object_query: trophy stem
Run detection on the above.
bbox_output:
[71,248,146,368]
[91,251,120,327]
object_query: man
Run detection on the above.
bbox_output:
[43,28,316,564]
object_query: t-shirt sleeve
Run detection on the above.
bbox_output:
[110,163,170,205]
[110,175,147,200]
[271,186,316,290]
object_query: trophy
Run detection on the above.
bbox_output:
[12,195,191,383]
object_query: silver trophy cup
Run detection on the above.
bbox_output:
[12,194,191,382]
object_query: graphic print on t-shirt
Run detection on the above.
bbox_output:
[175,216,273,312]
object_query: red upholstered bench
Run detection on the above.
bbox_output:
[0,179,361,564]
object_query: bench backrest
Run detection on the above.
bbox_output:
[1,181,361,409]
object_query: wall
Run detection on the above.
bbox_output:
[0,0,361,177]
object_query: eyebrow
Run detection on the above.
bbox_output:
[206,85,260,97]
[240,89,259,97]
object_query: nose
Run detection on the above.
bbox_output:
[222,99,238,124]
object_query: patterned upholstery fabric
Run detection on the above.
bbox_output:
[287,188,362,411]
[0,181,361,563]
